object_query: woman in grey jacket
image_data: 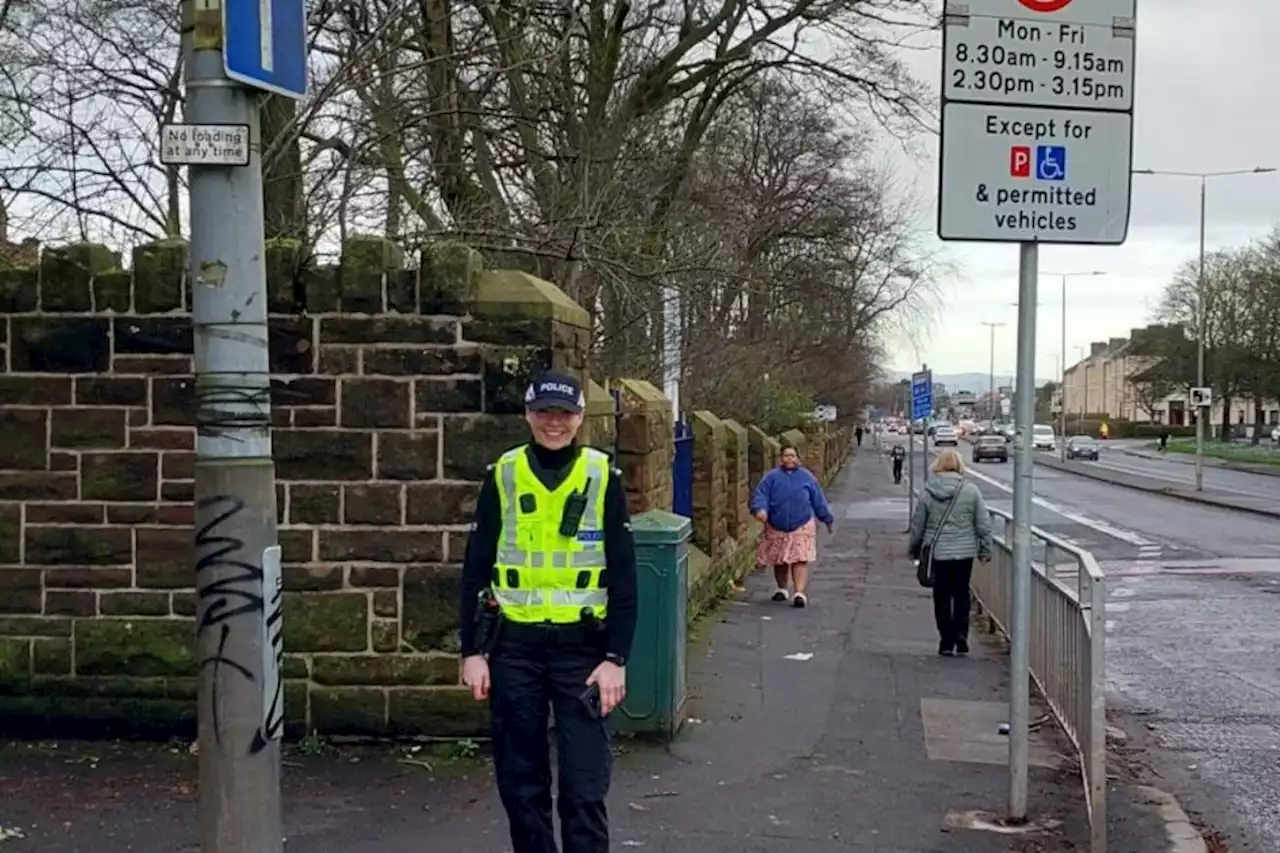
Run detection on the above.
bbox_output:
[908,450,994,656]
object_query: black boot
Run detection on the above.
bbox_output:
[938,639,954,657]
[955,637,969,656]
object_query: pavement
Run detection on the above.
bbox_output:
[884,432,1280,851]
[0,448,1194,853]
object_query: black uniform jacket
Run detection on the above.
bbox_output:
[458,443,638,660]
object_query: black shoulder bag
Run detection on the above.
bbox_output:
[916,480,965,588]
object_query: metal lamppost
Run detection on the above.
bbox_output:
[980,321,1005,420]
[1005,301,1045,429]
[1043,271,1105,460]
[1072,345,1087,434]
[1133,167,1277,491]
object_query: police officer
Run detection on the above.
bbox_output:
[890,442,905,484]
[459,371,637,853]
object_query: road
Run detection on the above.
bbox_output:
[872,433,1280,851]
[1087,439,1280,502]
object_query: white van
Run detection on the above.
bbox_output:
[1032,424,1056,451]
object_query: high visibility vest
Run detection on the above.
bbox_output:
[492,445,611,624]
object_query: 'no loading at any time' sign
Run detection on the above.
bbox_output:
[937,0,1136,245]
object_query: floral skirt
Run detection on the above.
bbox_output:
[756,518,818,567]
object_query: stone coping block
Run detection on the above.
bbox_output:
[470,269,589,328]
[778,428,806,451]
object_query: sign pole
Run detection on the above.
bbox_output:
[907,368,933,526]
[907,395,915,528]
[1194,176,1207,492]
[182,2,285,852]
[1008,243,1040,821]
[938,0,1135,835]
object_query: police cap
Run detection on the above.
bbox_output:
[524,372,586,413]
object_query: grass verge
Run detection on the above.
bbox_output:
[1164,439,1280,467]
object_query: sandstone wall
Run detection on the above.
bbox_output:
[0,237,853,739]
[0,237,591,738]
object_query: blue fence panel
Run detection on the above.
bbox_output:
[672,420,694,518]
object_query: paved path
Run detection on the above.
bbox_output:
[894,433,1280,851]
[0,448,1179,853]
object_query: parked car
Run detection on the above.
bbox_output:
[1032,424,1056,451]
[971,434,1009,463]
[1272,425,1280,443]
[1065,436,1100,461]
[933,425,959,446]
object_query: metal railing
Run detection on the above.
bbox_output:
[973,506,1108,853]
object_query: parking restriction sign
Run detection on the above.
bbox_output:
[937,0,1137,245]
[1018,0,1074,12]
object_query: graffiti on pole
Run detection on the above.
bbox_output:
[195,495,284,754]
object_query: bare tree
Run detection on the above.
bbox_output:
[0,0,184,241]
[1,0,940,414]
[1128,375,1174,422]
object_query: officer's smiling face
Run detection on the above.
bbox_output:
[527,408,583,450]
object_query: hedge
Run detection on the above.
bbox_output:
[1059,417,1196,439]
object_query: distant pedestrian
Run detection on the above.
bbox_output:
[908,450,993,657]
[751,443,835,608]
[1158,431,1169,452]
[855,426,864,447]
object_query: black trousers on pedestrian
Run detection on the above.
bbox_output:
[489,623,612,853]
[931,558,974,646]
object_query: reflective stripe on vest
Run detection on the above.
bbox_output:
[492,445,611,624]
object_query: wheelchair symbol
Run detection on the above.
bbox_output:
[1036,146,1067,181]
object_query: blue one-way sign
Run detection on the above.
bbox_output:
[224,0,308,100]
[911,370,933,421]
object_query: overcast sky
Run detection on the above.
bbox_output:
[881,0,1280,381]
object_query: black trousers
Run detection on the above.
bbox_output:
[932,558,974,646]
[489,624,612,853]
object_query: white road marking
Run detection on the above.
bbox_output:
[1084,458,1277,500]
[960,464,1155,547]
[910,436,1156,546]
[1106,601,1131,612]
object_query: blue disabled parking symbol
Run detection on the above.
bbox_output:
[1035,146,1066,181]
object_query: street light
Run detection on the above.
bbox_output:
[1133,166,1278,491]
[980,321,1006,420]
[1042,271,1106,459]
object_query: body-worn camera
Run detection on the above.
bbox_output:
[559,478,593,537]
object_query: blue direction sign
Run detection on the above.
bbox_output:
[911,370,933,421]
[224,0,308,99]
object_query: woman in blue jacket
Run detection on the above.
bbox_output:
[750,443,835,607]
